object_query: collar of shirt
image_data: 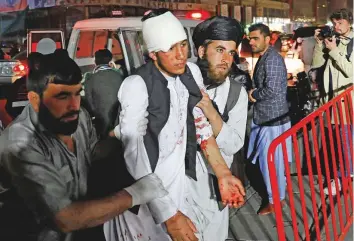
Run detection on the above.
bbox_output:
[93,64,113,73]
[161,72,178,82]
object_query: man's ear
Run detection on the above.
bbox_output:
[149,52,157,61]
[198,46,206,59]
[27,91,40,112]
[265,35,271,44]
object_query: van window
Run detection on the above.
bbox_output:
[76,31,94,58]
[122,30,146,71]
[93,31,108,53]
[184,28,192,58]
[190,27,198,57]
[76,30,109,58]
[112,32,127,76]
[111,33,123,61]
[30,32,63,54]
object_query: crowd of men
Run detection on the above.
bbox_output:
[0,7,352,241]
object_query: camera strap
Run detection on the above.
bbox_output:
[346,38,353,61]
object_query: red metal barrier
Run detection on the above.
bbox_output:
[268,86,353,241]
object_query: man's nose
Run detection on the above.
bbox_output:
[222,53,233,64]
[68,96,80,111]
[175,45,185,60]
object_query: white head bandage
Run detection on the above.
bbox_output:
[143,11,187,53]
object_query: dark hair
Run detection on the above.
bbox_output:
[27,52,82,95]
[94,49,112,65]
[141,8,169,22]
[248,23,271,37]
[27,52,43,71]
[330,8,353,24]
[54,48,69,59]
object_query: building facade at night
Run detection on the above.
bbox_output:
[2,0,291,41]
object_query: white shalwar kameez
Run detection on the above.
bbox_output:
[184,78,248,241]
[104,62,213,241]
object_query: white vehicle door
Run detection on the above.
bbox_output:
[116,28,146,75]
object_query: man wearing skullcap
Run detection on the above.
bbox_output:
[189,16,248,240]
[104,9,245,241]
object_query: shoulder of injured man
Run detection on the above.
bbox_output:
[186,62,205,88]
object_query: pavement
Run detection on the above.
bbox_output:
[227,176,353,241]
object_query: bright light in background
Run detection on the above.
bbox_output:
[191,12,202,19]
[185,10,211,20]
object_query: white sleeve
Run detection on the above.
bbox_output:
[118,75,177,224]
[215,87,248,156]
[187,62,214,142]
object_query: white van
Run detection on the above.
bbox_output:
[65,17,201,76]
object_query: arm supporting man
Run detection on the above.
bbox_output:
[55,190,132,232]
[2,144,166,233]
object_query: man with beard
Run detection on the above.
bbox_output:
[0,52,168,241]
[247,23,292,215]
[186,16,248,240]
[104,9,245,241]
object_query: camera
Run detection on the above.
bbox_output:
[318,26,336,39]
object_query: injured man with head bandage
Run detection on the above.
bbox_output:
[104,9,246,241]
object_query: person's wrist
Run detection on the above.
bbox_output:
[165,211,179,226]
[214,165,232,179]
[115,189,133,208]
[208,110,219,123]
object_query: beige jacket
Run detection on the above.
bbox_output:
[312,31,353,124]
[312,31,353,99]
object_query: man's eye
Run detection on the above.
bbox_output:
[216,48,223,53]
[56,96,68,100]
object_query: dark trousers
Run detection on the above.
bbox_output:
[321,125,353,182]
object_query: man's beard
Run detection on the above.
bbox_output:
[38,102,79,136]
[197,56,230,88]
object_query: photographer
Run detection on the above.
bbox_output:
[312,8,353,196]
[312,8,353,100]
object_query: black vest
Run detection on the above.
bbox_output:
[135,61,202,180]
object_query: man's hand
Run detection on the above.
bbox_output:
[248,89,257,103]
[314,29,323,45]
[165,211,198,241]
[124,173,168,207]
[196,90,218,121]
[218,174,246,208]
[324,36,337,51]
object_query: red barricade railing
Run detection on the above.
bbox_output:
[268,86,353,241]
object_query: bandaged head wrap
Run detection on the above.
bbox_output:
[192,16,244,50]
[143,11,187,53]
